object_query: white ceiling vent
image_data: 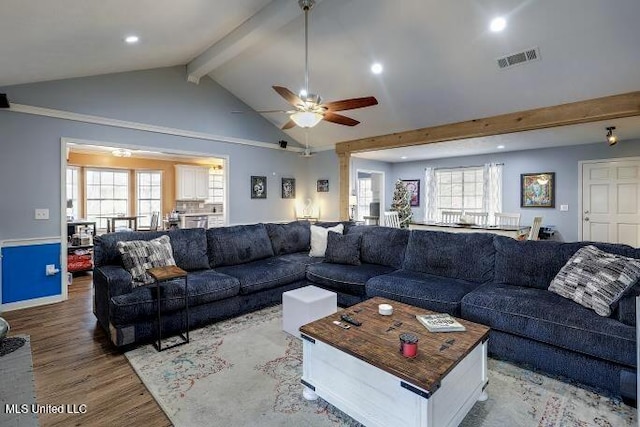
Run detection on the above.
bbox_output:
[497,47,541,69]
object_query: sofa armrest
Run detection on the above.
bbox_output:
[94,265,133,297]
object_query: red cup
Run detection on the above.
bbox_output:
[399,333,419,358]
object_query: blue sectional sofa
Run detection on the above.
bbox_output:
[92,221,638,401]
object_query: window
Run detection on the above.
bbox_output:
[66,167,80,220]
[357,178,373,221]
[86,169,129,230]
[436,167,484,216]
[208,169,224,204]
[136,171,162,228]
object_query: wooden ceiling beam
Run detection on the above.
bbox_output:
[335,91,640,154]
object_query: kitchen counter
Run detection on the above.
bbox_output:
[178,212,223,216]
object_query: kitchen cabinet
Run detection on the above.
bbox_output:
[176,165,209,200]
[207,214,225,228]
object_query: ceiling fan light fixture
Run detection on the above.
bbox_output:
[291,111,323,128]
[112,148,132,157]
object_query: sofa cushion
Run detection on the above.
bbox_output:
[309,224,343,257]
[306,262,395,297]
[366,269,479,316]
[117,235,176,286]
[167,228,210,271]
[347,225,410,268]
[325,231,362,266]
[315,221,356,234]
[616,283,640,326]
[493,236,640,290]
[207,224,274,267]
[110,269,240,326]
[94,230,166,267]
[264,221,311,255]
[461,282,635,366]
[402,230,495,283]
[549,245,640,316]
[275,252,324,266]
[216,258,307,295]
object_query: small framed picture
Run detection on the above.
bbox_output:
[317,179,329,192]
[281,178,296,199]
[251,176,267,199]
[401,179,420,207]
[521,172,555,208]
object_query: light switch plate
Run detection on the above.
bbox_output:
[35,208,49,220]
[560,204,569,211]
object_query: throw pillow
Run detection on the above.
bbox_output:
[549,245,640,316]
[117,235,176,286]
[324,231,362,266]
[309,224,344,257]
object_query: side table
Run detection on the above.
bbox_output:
[147,265,190,351]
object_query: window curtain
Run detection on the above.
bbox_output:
[482,163,503,224]
[424,167,438,222]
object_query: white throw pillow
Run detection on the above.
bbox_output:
[309,224,344,257]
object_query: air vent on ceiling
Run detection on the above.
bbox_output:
[497,47,541,69]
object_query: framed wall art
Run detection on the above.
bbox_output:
[251,176,267,199]
[401,179,420,207]
[521,172,555,208]
[281,178,296,199]
[317,179,329,192]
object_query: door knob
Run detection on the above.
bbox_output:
[584,217,590,222]
[584,210,589,214]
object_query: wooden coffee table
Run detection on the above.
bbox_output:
[299,297,490,427]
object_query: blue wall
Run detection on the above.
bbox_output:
[1,243,61,304]
[0,66,311,241]
[385,140,640,241]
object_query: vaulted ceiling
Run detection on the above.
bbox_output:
[2,0,639,152]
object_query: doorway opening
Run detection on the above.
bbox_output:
[355,169,385,225]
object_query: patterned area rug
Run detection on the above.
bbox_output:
[126,307,636,427]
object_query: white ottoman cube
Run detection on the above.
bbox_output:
[283,285,337,338]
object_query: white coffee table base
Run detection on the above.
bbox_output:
[302,336,488,427]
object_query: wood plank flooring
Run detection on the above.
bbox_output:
[2,275,170,427]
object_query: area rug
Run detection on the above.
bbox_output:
[0,335,39,427]
[126,307,636,427]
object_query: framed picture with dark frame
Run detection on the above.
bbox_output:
[281,178,296,199]
[251,176,267,199]
[317,179,329,192]
[521,172,555,208]
[401,179,421,207]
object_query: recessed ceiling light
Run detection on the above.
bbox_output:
[371,63,383,74]
[497,145,505,149]
[489,17,507,32]
[124,35,139,44]
[400,156,408,159]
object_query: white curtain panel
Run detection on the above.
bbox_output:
[482,163,503,225]
[424,167,438,222]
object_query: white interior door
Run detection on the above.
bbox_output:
[582,159,640,245]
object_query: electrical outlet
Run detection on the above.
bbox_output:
[35,208,49,220]
[560,204,569,212]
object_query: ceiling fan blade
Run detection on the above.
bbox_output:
[323,112,360,126]
[322,96,378,112]
[273,86,304,107]
[281,119,297,130]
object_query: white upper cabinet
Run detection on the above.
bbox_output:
[176,165,209,200]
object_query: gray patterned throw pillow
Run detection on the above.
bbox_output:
[549,245,640,316]
[116,235,176,286]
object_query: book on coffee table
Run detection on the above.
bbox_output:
[416,313,466,332]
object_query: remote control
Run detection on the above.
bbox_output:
[341,314,362,326]
[332,320,351,329]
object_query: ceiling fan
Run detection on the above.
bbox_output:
[256,0,379,130]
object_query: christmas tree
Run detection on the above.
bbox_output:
[391,180,413,228]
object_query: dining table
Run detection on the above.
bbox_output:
[409,221,530,239]
[97,215,146,233]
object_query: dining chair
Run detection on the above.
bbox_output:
[494,212,521,227]
[383,211,401,228]
[464,212,489,226]
[149,212,160,231]
[441,210,462,224]
[527,216,543,240]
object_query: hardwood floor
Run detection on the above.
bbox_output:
[2,275,171,427]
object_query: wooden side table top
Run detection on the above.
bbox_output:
[147,265,187,282]
[299,296,490,394]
